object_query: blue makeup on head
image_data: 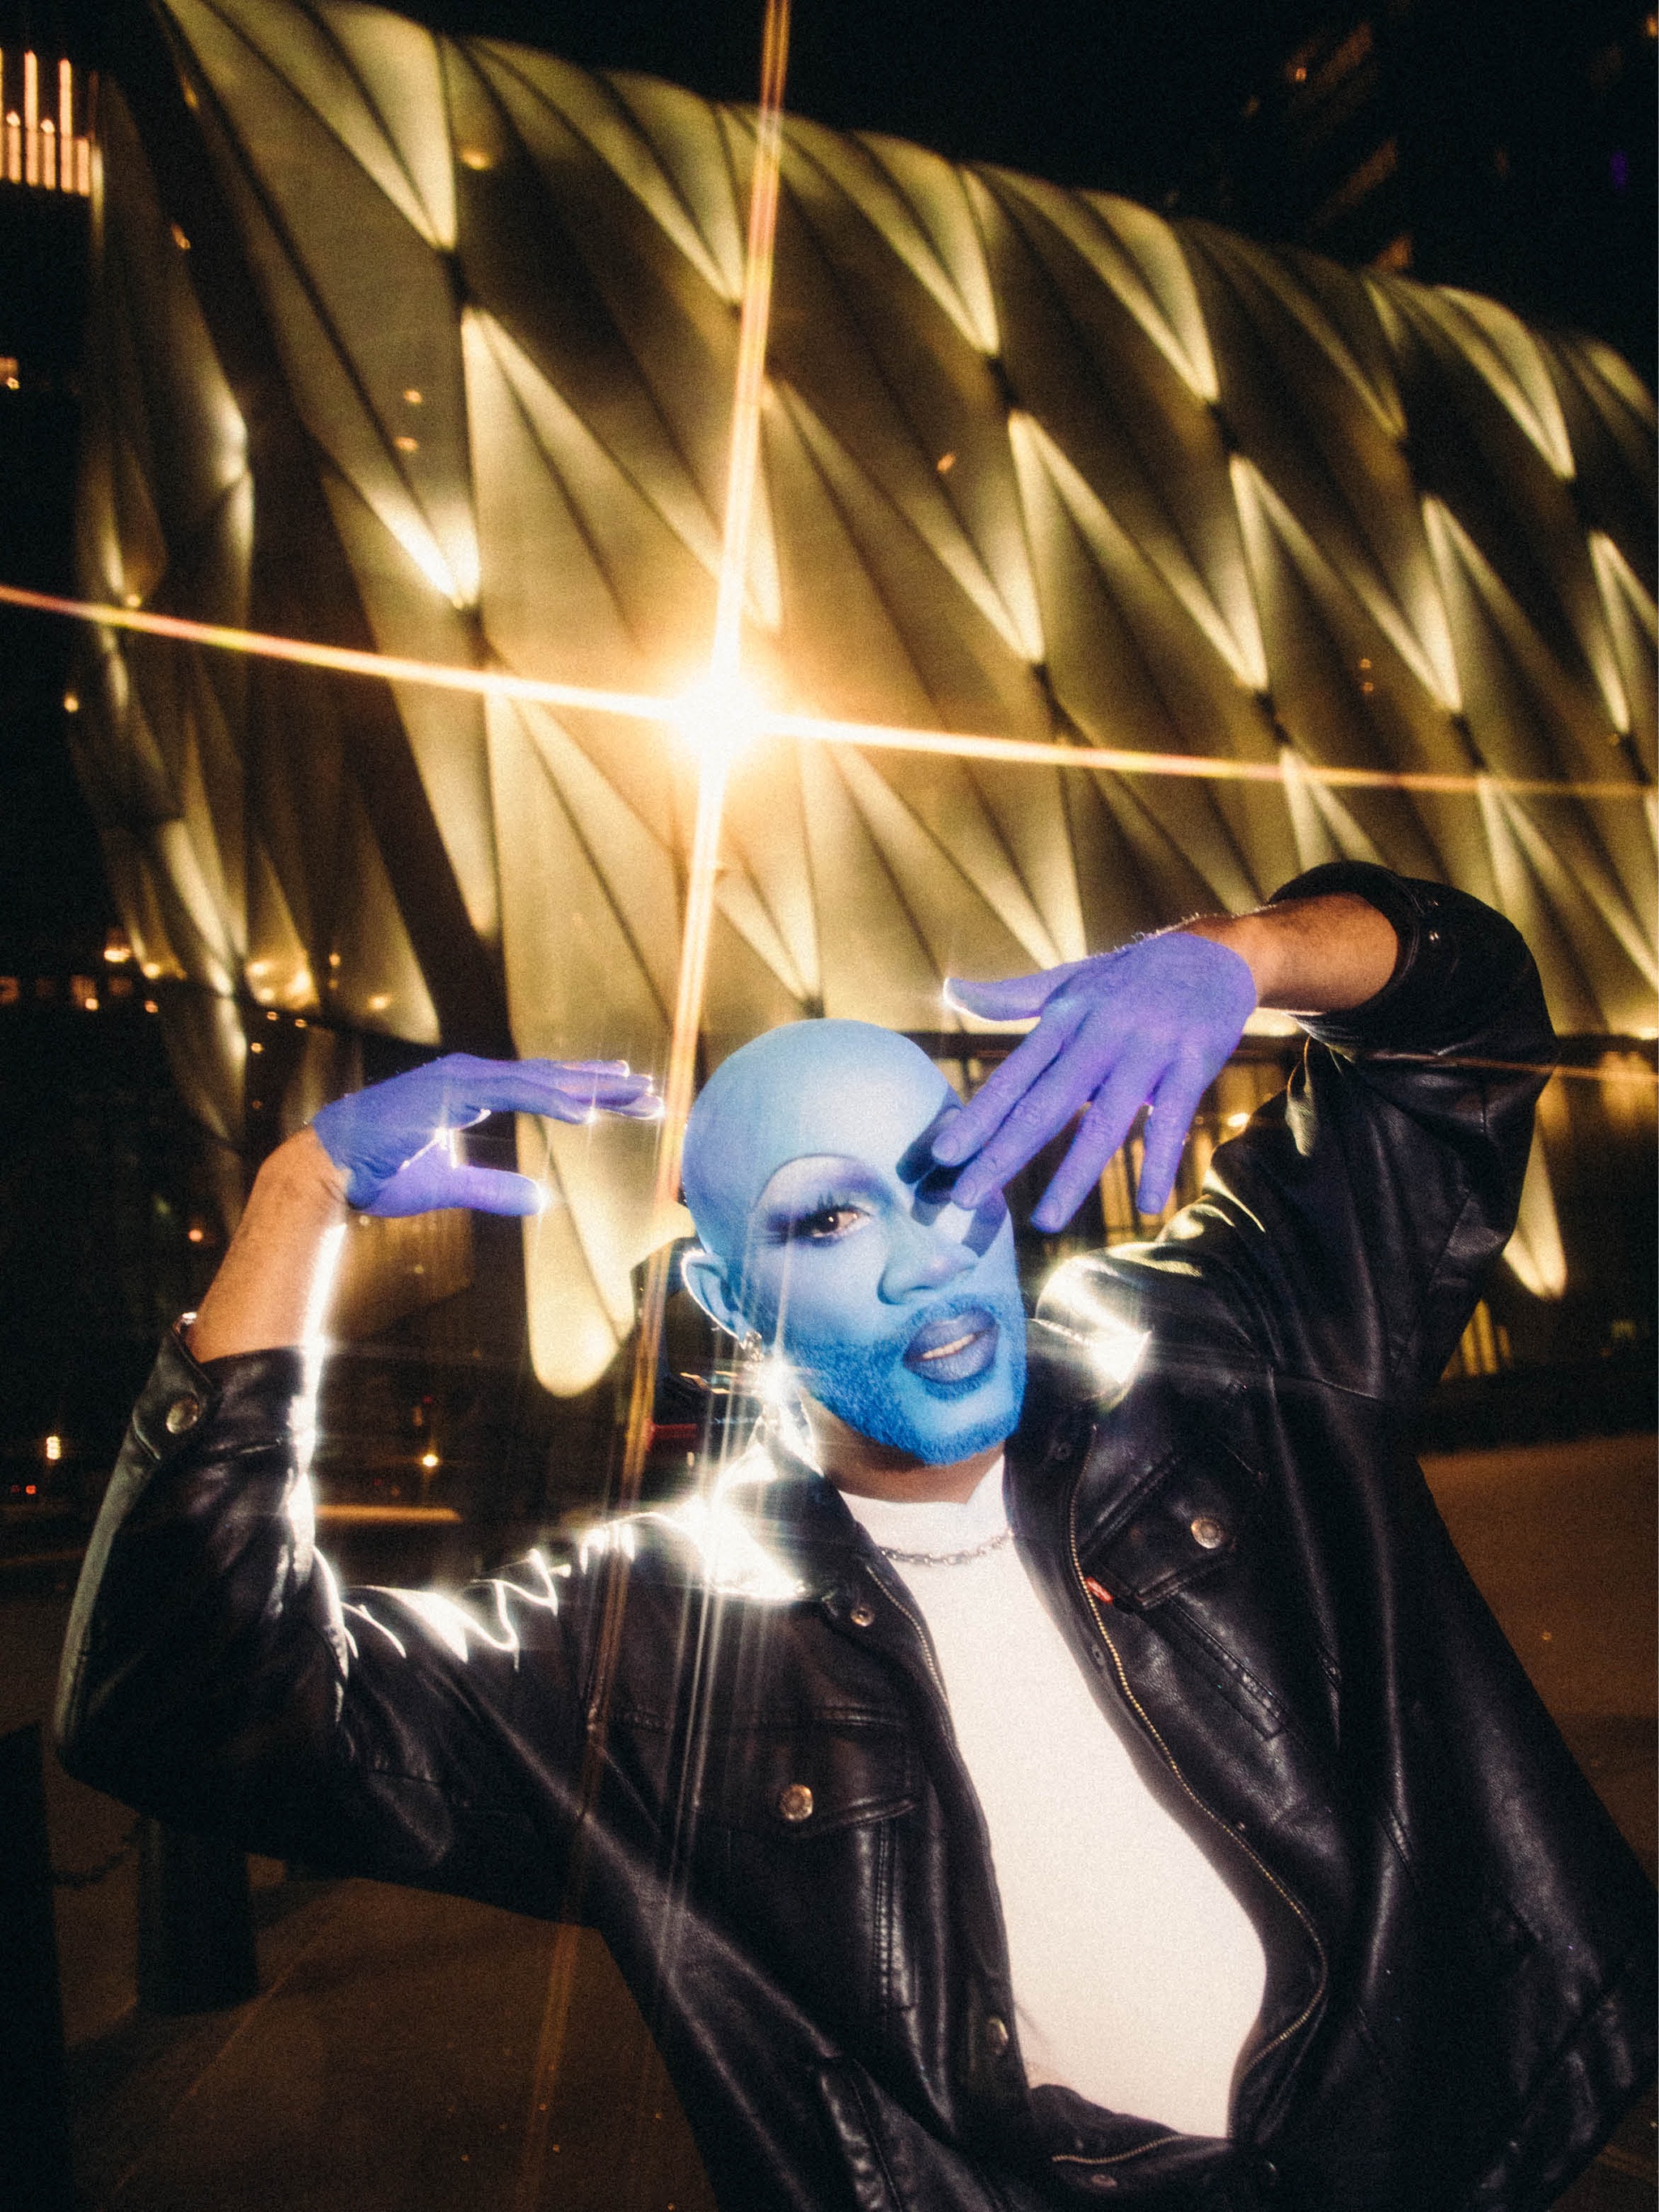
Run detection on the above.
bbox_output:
[681,1022,1028,1467]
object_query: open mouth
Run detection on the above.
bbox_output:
[902,1308,1000,1386]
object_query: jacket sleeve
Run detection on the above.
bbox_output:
[54,1328,595,1911]
[1048,862,1555,1406]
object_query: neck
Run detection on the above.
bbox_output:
[807,1400,1004,1505]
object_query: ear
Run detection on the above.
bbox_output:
[679,1247,748,1340]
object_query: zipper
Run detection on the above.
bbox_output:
[869,1561,950,1709]
[1050,2140,1175,2170]
[1067,1481,1329,2088]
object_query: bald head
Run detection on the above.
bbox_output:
[683,1021,956,1267]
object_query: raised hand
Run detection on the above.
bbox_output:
[312,1053,660,1217]
[931,933,1257,1232]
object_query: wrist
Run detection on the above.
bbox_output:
[1180,895,1397,1013]
[252,1127,350,1222]
[1171,915,1270,1004]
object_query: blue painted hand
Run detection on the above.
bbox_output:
[932,933,1258,1231]
[312,1053,660,1217]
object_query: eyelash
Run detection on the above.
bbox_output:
[772,1194,869,1244]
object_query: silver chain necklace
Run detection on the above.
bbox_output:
[877,1525,1013,1569]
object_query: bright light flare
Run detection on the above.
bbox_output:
[518,11,794,2207]
[0,580,1644,806]
[671,667,768,765]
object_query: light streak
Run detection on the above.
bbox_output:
[517,8,793,2206]
[757,709,1651,802]
[616,0,791,1589]
[2,578,1647,804]
[0,580,670,722]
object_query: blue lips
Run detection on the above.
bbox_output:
[902,1307,1000,1387]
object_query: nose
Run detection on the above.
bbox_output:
[879,1212,977,1303]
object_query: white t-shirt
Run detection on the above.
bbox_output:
[840,1462,1265,2139]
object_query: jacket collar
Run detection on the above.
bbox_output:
[701,1318,1128,1594]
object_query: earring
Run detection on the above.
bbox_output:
[737,1327,764,1368]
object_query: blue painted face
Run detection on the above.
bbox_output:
[681,1022,1027,1467]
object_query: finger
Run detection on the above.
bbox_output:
[931,998,1085,1170]
[453,1054,633,1077]
[367,1156,547,1218]
[950,1017,1132,1211]
[540,1090,665,1124]
[943,962,1081,1024]
[544,1074,659,1104]
[539,1072,662,1121]
[444,1065,655,1122]
[1135,1060,1211,1216]
[1029,1050,1165,1232]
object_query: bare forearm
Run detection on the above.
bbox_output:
[187,1129,348,1362]
[1181,893,1397,1014]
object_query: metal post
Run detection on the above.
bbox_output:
[135,1817,258,2013]
[0,1723,75,2212]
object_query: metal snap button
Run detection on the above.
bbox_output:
[983,2013,1010,2057]
[777,1783,814,1824]
[1189,1514,1227,1550]
[164,1393,203,1436]
[847,1599,876,1628]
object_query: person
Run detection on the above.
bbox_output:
[56,861,1653,2212]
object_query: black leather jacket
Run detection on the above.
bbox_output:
[57,865,1655,2212]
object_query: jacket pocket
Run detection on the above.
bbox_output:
[687,1720,919,2026]
[692,1719,916,1837]
[1080,1440,1266,1611]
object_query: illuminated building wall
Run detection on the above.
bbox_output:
[72,0,1656,1394]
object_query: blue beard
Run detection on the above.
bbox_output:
[789,1287,1028,1466]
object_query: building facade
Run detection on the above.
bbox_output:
[70,0,1656,1399]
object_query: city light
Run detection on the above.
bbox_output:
[0,53,94,194]
[44,1434,62,1463]
[420,1451,440,1471]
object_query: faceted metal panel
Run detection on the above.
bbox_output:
[75,0,1657,1389]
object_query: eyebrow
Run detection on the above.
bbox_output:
[753,1159,887,1217]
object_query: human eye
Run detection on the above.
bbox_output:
[773,1194,870,1244]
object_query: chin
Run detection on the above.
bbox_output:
[909,1403,1021,1466]
[818,1345,1026,1466]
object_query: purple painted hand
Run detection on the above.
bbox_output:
[312,1053,660,1216]
[932,933,1258,1232]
